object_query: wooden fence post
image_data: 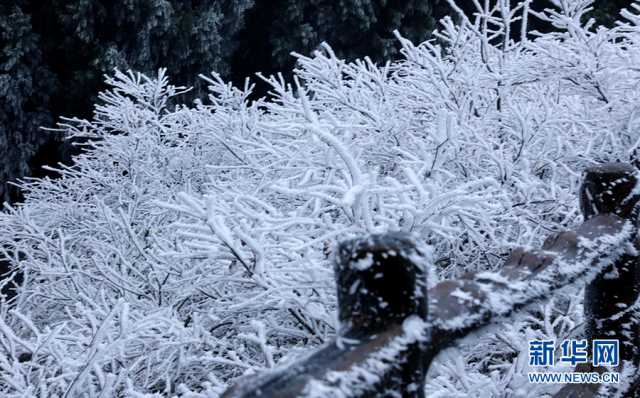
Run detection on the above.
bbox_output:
[580,163,640,363]
[335,232,428,396]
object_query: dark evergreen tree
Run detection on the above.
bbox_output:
[589,0,634,26]
[0,2,56,201]
[232,0,447,96]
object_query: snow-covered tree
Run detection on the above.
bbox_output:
[1,1,640,396]
[0,0,254,202]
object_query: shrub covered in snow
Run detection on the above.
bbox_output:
[1,1,640,396]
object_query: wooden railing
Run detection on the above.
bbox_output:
[222,163,640,398]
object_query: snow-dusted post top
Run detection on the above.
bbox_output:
[581,163,640,361]
[580,163,640,220]
[335,232,428,335]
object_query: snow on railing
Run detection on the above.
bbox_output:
[221,163,640,398]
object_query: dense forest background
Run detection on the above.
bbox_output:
[0,0,632,203]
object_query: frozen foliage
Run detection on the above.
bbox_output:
[0,0,255,202]
[2,0,640,396]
